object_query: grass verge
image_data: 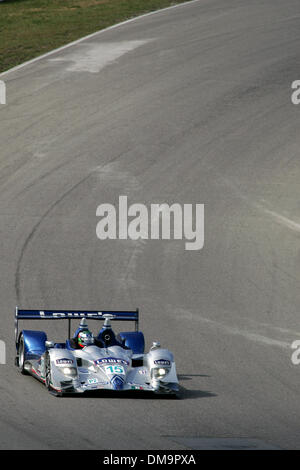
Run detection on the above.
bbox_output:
[0,0,193,73]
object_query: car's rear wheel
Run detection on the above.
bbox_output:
[18,335,28,375]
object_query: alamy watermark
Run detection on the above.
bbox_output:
[0,80,6,105]
[291,80,300,105]
[0,340,6,365]
[96,196,204,251]
[291,340,300,365]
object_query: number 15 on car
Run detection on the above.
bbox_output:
[104,365,125,375]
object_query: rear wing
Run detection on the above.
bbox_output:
[15,307,139,345]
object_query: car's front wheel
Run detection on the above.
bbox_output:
[44,352,62,397]
[44,352,52,391]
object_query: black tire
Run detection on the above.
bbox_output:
[18,335,28,375]
[44,353,62,397]
[44,352,52,391]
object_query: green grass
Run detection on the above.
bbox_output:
[0,0,191,73]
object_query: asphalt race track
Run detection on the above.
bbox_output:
[1,0,300,450]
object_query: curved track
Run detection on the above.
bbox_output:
[1,0,300,450]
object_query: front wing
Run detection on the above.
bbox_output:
[27,358,179,395]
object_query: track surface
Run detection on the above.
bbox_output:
[1,0,300,450]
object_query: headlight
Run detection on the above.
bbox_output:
[152,367,170,379]
[62,367,77,377]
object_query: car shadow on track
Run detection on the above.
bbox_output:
[61,389,216,400]
[177,374,217,400]
[178,374,211,380]
[62,390,180,400]
[179,387,217,400]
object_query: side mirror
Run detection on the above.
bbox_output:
[45,341,54,349]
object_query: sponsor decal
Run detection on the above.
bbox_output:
[138,369,148,375]
[88,378,98,384]
[31,367,41,376]
[111,375,125,389]
[56,358,74,365]
[85,380,109,387]
[154,359,171,366]
[94,357,129,366]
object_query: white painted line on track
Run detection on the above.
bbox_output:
[218,176,300,235]
[173,307,291,349]
[260,207,300,234]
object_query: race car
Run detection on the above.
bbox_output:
[14,308,179,396]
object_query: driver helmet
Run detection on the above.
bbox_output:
[77,329,94,348]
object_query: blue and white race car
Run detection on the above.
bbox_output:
[15,308,179,396]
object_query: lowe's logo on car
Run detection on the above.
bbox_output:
[94,357,129,366]
[154,359,171,366]
[38,311,103,318]
[56,358,73,365]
